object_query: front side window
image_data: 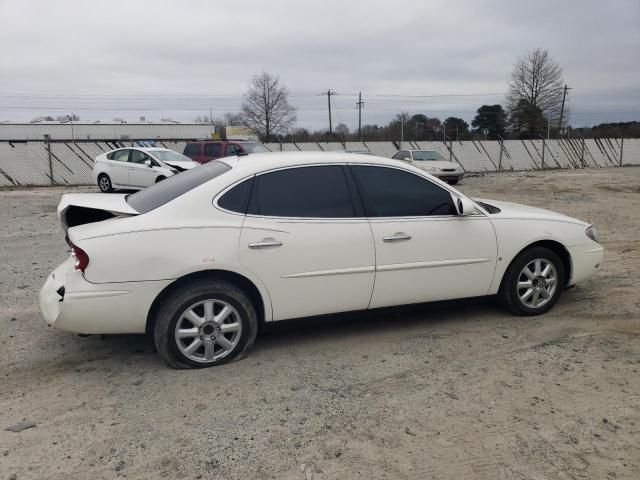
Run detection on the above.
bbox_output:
[130,150,152,164]
[351,165,455,217]
[247,166,354,218]
[112,149,130,162]
[204,143,222,157]
[225,144,241,157]
[240,143,270,154]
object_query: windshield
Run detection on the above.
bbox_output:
[126,161,231,213]
[412,150,443,161]
[148,150,193,163]
[242,143,270,154]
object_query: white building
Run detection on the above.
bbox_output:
[0,122,215,140]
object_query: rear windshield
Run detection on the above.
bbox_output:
[126,161,231,213]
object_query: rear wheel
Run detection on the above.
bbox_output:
[153,279,258,368]
[499,246,565,316]
[97,174,113,193]
[155,176,166,183]
[449,179,459,185]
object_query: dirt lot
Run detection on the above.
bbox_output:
[1,167,639,480]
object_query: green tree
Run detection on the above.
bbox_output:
[471,105,507,139]
[509,99,548,138]
[443,117,469,140]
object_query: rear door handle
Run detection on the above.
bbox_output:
[383,232,412,242]
[248,238,283,249]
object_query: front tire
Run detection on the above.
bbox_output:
[499,246,565,316]
[153,279,258,369]
[97,174,113,193]
[448,179,459,185]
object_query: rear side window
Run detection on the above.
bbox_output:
[351,165,455,217]
[204,143,221,157]
[127,161,231,213]
[217,177,254,214]
[184,144,201,156]
[247,166,354,218]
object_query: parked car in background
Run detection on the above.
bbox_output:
[93,147,197,192]
[392,149,464,184]
[183,140,270,164]
[41,152,603,369]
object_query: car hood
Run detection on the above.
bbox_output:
[411,160,461,170]
[163,160,198,171]
[475,198,588,225]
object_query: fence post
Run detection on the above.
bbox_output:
[581,139,585,166]
[541,138,546,169]
[619,138,624,166]
[44,135,54,185]
[449,138,452,162]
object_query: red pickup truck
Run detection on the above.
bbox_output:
[183,141,270,164]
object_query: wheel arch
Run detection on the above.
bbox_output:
[145,269,268,335]
[499,239,572,292]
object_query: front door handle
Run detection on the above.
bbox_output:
[383,232,412,242]
[248,238,283,249]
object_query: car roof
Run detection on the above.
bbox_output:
[219,151,409,176]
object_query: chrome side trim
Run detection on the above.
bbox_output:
[376,258,492,272]
[282,265,375,279]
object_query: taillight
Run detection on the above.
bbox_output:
[66,236,89,272]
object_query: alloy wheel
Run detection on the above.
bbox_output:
[174,299,242,363]
[517,258,558,309]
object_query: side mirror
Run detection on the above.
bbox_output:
[453,195,477,216]
[144,159,152,167]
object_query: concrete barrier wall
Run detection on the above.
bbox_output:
[0,139,638,187]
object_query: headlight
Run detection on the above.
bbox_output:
[585,226,599,243]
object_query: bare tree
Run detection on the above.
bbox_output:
[241,72,296,142]
[507,49,567,130]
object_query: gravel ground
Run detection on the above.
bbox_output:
[1,167,639,480]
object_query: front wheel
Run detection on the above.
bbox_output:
[153,279,258,368]
[97,174,113,193]
[499,246,565,316]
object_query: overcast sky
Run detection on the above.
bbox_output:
[1,0,639,130]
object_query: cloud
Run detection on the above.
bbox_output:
[0,0,638,128]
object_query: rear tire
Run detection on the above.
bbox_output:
[153,279,258,369]
[97,174,113,193]
[499,246,565,316]
[155,176,166,183]
[449,179,459,185]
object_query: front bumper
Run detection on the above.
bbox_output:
[566,243,604,286]
[39,257,172,334]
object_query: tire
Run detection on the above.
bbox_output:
[97,174,113,193]
[499,246,565,316]
[153,279,258,369]
[448,179,459,185]
[155,176,166,183]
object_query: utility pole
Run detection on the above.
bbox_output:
[558,84,571,133]
[324,90,336,135]
[400,112,404,149]
[356,92,364,141]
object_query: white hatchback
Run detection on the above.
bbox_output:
[92,147,198,192]
[41,152,603,368]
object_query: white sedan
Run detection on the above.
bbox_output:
[40,152,603,368]
[92,147,197,192]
